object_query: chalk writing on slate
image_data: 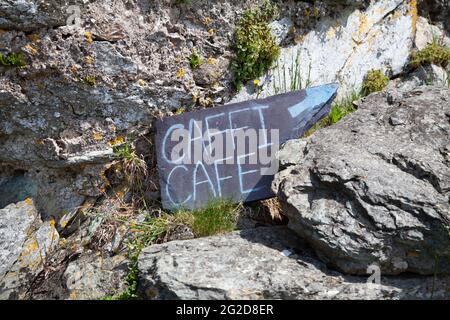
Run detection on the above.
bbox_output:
[155,83,338,210]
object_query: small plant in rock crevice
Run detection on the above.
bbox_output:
[410,39,450,69]
[82,75,97,86]
[273,49,312,95]
[187,50,203,69]
[113,141,148,194]
[0,52,26,68]
[304,91,360,137]
[232,0,281,90]
[361,69,389,96]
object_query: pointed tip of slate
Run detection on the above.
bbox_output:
[288,83,339,118]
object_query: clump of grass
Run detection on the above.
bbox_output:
[0,52,26,68]
[82,75,97,86]
[102,199,241,300]
[128,199,241,248]
[189,199,241,237]
[187,50,203,69]
[232,0,280,90]
[410,39,450,69]
[361,69,389,96]
[304,91,360,137]
[113,141,148,192]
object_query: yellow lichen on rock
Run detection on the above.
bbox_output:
[92,131,103,141]
[108,135,125,146]
[84,31,93,44]
[24,44,38,55]
[409,0,418,35]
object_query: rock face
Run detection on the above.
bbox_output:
[0,0,422,228]
[272,86,450,275]
[138,227,449,300]
[0,199,59,299]
[232,0,417,102]
[0,0,245,226]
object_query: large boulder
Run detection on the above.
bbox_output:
[272,86,450,275]
[137,227,449,300]
[0,199,59,299]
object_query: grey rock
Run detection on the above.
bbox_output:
[0,199,59,299]
[417,0,449,31]
[63,253,129,300]
[415,16,450,51]
[387,64,449,93]
[137,227,449,300]
[0,0,67,31]
[272,86,450,275]
[269,17,294,45]
[0,0,243,227]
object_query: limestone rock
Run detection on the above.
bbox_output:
[138,227,449,300]
[232,0,417,102]
[272,86,450,275]
[0,199,59,299]
[388,64,449,92]
[415,16,450,51]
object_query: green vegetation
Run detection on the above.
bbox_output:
[189,199,240,237]
[102,199,241,300]
[304,91,360,137]
[82,75,97,86]
[273,49,311,95]
[113,141,148,192]
[0,52,26,68]
[410,39,450,69]
[175,0,191,4]
[187,50,203,69]
[232,0,280,90]
[361,69,389,96]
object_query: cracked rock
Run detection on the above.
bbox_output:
[272,86,450,275]
[138,227,449,299]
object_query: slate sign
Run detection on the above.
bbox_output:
[155,83,338,210]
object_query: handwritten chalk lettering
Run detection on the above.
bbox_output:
[155,84,339,210]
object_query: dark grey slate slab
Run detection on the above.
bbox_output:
[155,84,338,210]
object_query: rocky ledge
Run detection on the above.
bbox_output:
[138,227,449,300]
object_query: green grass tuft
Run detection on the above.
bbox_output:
[410,39,450,69]
[187,50,203,70]
[273,49,312,95]
[304,91,360,137]
[102,199,241,300]
[0,52,26,68]
[361,69,389,96]
[82,75,97,86]
[232,0,280,90]
[189,199,240,237]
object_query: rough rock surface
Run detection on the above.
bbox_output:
[138,227,449,300]
[62,253,129,300]
[272,86,450,275]
[415,16,450,51]
[0,0,423,229]
[232,0,417,102]
[0,0,252,227]
[0,199,59,299]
